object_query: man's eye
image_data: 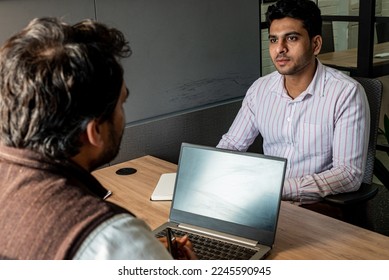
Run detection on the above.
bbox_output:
[287,36,298,41]
[269,38,277,43]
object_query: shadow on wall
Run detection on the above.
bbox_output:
[112,100,263,165]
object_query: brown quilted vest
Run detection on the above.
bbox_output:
[0,145,129,259]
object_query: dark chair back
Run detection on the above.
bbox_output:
[354,77,383,185]
[376,22,389,43]
[320,21,335,54]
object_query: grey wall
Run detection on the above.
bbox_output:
[0,0,95,44]
[0,0,262,163]
[95,0,260,124]
[112,99,263,165]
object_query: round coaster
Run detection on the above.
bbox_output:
[115,167,137,175]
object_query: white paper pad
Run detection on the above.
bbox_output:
[374,52,389,58]
[150,173,176,201]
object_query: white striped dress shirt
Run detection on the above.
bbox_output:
[217,61,370,204]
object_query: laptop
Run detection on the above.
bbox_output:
[153,143,287,260]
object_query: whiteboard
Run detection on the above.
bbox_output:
[96,0,260,123]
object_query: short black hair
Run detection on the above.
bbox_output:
[0,17,131,159]
[266,0,322,38]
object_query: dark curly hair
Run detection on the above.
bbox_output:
[266,0,322,38]
[0,17,131,159]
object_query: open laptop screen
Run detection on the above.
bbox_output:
[170,143,286,245]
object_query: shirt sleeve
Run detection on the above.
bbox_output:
[217,85,260,151]
[73,213,172,260]
[284,82,370,204]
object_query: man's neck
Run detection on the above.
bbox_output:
[284,76,311,99]
[284,60,317,99]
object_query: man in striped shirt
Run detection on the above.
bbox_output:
[217,0,370,204]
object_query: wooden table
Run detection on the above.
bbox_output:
[318,42,389,76]
[93,155,389,260]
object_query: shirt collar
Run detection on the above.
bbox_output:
[271,59,326,100]
[307,59,326,98]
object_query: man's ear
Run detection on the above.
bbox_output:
[85,119,104,148]
[313,35,322,56]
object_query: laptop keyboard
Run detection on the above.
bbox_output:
[156,228,258,260]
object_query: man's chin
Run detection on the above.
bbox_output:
[90,148,120,171]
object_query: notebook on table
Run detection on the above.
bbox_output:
[153,143,287,260]
[150,173,176,201]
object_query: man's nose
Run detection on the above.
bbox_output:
[276,39,287,53]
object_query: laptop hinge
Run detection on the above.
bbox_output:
[178,223,258,247]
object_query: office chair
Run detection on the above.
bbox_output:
[320,21,335,54]
[376,22,389,43]
[302,77,383,225]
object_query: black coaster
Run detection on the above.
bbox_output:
[115,167,137,175]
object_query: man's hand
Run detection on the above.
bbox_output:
[159,235,197,260]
